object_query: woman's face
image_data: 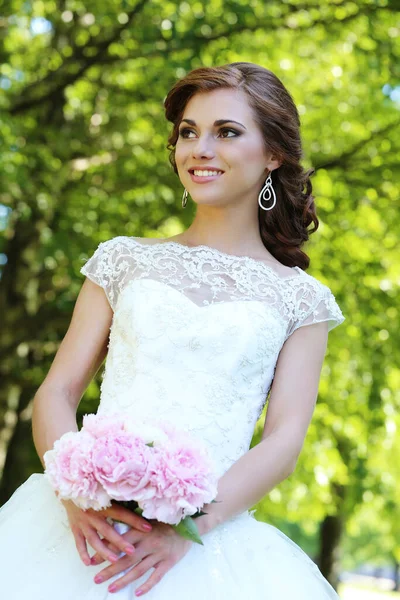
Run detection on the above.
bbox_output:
[175,88,280,208]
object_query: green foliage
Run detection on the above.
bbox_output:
[173,516,204,546]
[1,0,399,579]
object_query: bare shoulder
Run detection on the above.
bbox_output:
[130,236,166,247]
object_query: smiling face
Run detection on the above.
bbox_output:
[175,88,280,208]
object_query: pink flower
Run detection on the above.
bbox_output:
[136,435,218,525]
[91,432,153,501]
[82,412,125,438]
[44,413,218,534]
[44,431,110,511]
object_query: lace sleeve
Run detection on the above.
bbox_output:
[80,236,132,310]
[285,278,345,341]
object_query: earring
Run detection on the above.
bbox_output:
[258,173,276,211]
[182,188,188,208]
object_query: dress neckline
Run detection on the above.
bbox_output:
[130,237,303,279]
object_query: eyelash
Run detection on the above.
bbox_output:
[178,127,240,139]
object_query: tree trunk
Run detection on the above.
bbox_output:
[0,379,42,506]
[317,513,344,590]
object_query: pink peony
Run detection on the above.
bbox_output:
[44,430,110,511]
[82,412,125,438]
[136,435,218,525]
[44,413,218,536]
[91,431,153,501]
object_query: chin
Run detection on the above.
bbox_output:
[190,196,222,206]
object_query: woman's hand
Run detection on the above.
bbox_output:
[91,520,193,596]
[61,499,153,566]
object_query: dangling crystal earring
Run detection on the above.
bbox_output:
[258,173,276,211]
[182,188,188,208]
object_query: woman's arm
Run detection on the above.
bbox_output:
[32,278,113,466]
[31,276,154,566]
[196,320,329,536]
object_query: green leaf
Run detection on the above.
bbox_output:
[173,516,204,545]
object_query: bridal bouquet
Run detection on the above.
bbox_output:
[43,413,219,546]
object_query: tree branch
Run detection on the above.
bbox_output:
[10,0,151,114]
[315,116,400,171]
[8,1,385,115]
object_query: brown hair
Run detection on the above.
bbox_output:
[163,62,319,270]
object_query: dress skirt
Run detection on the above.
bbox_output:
[0,473,340,599]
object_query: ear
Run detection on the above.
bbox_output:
[265,162,281,175]
[265,152,282,172]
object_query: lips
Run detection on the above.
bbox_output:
[188,168,225,174]
[189,170,224,183]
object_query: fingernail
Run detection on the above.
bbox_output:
[94,575,103,584]
[109,584,117,593]
[125,545,135,554]
[135,590,143,597]
[143,523,152,531]
[109,554,118,562]
[83,557,91,566]
[90,556,98,565]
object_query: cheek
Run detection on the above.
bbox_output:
[225,143,266,188]
[235,139,265,165]
[224,138,265,168]
[173,146,185,176]
[174,141,186,163]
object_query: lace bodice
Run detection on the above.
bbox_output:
[80,236,345,478]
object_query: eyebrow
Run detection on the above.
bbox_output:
[180,118,247,130]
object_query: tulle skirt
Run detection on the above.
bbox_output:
[0,474,340,599]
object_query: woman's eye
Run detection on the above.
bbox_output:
[219,128,239,138]
[178,128,195,138]
[178,127,239,139]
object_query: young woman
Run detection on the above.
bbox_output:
[0,62,345,599]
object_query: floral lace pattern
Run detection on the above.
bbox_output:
[80,236,345,478]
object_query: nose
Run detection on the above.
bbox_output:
[191,134,216,160]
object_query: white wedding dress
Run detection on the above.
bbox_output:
[0,236,346,599]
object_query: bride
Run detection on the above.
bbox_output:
[0,62,345,599]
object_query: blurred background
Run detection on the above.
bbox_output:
[0,1,399,597]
